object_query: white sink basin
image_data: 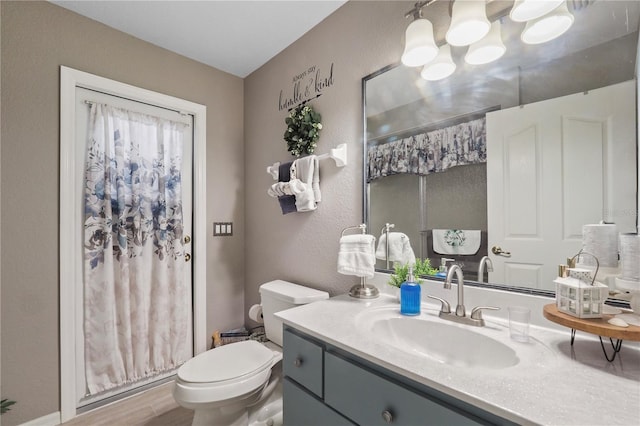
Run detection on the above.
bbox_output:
[355,306,550,370]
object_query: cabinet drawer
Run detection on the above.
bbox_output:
[283,377,354,426]
[324,352,484,426]
[283,328,324,397]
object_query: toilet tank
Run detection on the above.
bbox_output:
[259,280,329,346]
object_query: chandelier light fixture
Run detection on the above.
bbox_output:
[401,0,577,81]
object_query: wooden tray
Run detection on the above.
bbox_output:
[543,304,640,341]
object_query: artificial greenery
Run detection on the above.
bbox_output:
[284,104,322,157]
[1,399,16,414]
[388,258,439,288]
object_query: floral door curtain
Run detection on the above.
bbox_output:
[83,103,191,395]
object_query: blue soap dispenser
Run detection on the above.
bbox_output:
[400,266,421,316]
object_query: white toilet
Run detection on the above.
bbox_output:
[173,280,329,426]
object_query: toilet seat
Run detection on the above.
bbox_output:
[174,340,278,404]
[178,340,275,383]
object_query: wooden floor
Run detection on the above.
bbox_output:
[62,382,194,426]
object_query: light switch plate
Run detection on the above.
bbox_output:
[213,222,233,236]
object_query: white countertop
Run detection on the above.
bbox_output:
[276,284,640,426]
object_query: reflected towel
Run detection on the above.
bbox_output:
[375,232,416,266]
[338,234,376,278]
[432,229,481,255]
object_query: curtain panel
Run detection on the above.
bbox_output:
[83,103,191,394]
[367,117,487,182]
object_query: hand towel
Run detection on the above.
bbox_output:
[432,229,481,255]
[292,155,321,209]
[337,234,376,278]
[375,232,416,266]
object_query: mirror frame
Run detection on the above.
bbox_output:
[361,63,638,305]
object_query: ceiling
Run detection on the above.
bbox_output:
[51,1,348,78]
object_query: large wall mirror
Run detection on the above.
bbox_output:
[364,0,639,296]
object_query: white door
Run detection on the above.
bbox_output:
[487,81,636,290]
[74,88,194,407]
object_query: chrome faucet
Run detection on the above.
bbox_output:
[446,264,466,317]
[428,264,499,327]
[477,256,493,283]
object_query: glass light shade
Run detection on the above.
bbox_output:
[521,2,574,45]
[510,0,564,22]
[446,0,491,47]
[401,18,438,67]
[465,21,506,65]
[421,45,456,81]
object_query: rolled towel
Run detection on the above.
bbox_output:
[292,156,321,205]
[338,234,376,278]
[289,179,316,212]
[375,232,416,266]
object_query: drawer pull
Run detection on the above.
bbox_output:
[381,410,394,423]
[293,357,303,367]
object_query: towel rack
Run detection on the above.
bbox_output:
[317,143,348,167]
[380,223,395,270]
[266,143,348,180]
[341,223,366,237]
[340,223,380,300]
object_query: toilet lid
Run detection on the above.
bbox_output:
[177,340,275,384]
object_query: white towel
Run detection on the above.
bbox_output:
[375,232,416,266]
[432,229,481,255]
[337,234,376,278]
[292,156,321,206]
[289,179,316,212]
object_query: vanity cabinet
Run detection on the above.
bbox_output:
[283,326,515,426]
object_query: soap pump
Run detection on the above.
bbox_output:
[400,266,421,316]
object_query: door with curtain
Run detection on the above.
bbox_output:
[75,88,193,406]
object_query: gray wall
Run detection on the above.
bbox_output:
[1,2,245,424]
[244,1,411,309]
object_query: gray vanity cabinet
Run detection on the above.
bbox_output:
[282,326,516,426]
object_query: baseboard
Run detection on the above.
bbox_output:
[19,411,61,426]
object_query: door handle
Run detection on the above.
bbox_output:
[184,235,191,244]
[184,253,191,262]
[491,246,511,257]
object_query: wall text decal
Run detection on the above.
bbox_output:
[278,63,335,111]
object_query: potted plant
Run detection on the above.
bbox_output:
[388,258,439,290]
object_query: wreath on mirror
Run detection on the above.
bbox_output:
[284,104,322,157]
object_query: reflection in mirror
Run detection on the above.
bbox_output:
[364,1,639,296]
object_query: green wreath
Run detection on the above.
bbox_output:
[284,104,322,157]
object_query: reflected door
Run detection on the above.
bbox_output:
[487,81,635,290]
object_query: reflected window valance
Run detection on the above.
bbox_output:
[367,117,487,182]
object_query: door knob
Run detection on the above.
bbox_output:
[491,246,511,257]
[184,253,191,262]
[184,235,191,244]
